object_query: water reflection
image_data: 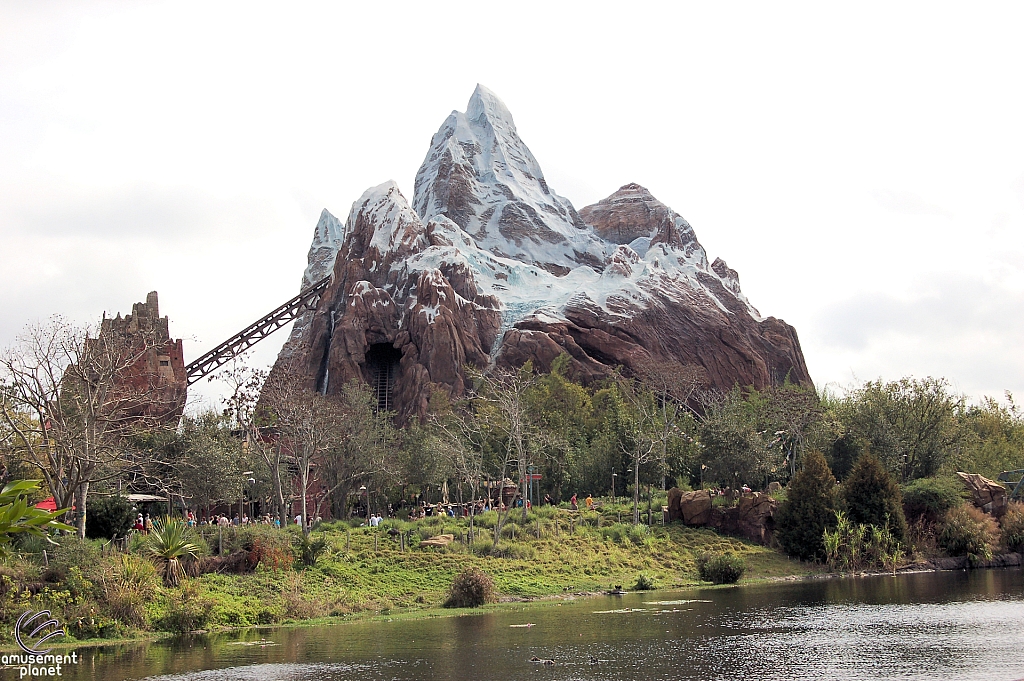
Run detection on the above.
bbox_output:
[62,568,1023,681]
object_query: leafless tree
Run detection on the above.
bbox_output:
[427,391,486,539]
[614,377,661,524]
[257,367,335,535]
[314,380,398,524]
[470,364,549,547]
[0,317,176,537]
[634,359,709,490]
[258,365,395,534]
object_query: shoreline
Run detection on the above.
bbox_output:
[10,556,1021,654]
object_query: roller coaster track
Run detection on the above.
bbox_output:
[184,275,331,386]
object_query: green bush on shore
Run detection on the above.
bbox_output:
[999,502,1024,554]
[841,454,907,542]
[444,567,495,608]
[695,552,745,584]
[775,451,838,561]
[902,477,966,525]
[938,504,999,564]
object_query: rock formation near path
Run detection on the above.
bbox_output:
[666,488,778,545]
[271,85,812,420]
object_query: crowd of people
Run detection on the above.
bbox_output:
[130,488,648,534]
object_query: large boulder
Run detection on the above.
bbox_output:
[666,487,684,522]
[678,490,714,526]
[957,472,1008,514]
[666,488,777,545]
[734,492,779,545]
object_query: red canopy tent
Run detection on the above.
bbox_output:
[34,497,58,512]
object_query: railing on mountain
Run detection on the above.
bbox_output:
[184,275,331,386]
[998,469,1024,500]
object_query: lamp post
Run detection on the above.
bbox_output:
[611,472,618,504]
[246,477,255,522]
[239,471,254,525]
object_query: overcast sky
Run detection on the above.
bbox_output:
[3,2,1024,411]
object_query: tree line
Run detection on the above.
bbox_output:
[2,317,1022,539]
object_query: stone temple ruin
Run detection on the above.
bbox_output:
[99,291,187,422]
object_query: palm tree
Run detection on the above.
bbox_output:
[147,518,201,586]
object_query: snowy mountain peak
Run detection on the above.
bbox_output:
[300,208,345,289]
[413,86,607,276]
[580,183,701,255]
[466,83,516,131]
[346,181,427,260]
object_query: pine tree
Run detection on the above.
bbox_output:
[775,450,838,561]
[841,453,907,541]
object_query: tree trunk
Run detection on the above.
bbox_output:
[519,454,529,522]
[272,455,288,528]
[76,480,89,538]
[300,461,310,536]
[633,462,640,526]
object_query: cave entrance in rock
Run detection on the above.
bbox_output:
[364,343,401,413]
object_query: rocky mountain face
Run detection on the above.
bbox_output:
[272,85,811,420]
[278,208,345,359]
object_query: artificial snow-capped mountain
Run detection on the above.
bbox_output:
[271,86,811,420]
[414,85,607,276]
[278,208,346,359]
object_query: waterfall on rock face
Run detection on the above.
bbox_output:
[317,310,336,395]
[364,343,401,412]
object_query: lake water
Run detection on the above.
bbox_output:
[60,568,1024,681]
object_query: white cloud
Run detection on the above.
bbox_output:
[870,189,953,218]
[3,1,1024,409]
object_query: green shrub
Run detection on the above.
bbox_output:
[902,477,965,525]
[628,524,651,545]
[841,454,906,541]
[999,502,1024,554]
[696,552,745,584]
[823,511,904,573]
[147,518,201,586]
[938,504,998,564]
[235,526,291,570]
[45,536,102,583]
[491,541,537,560]
[102,554,158,627]
[444,567,495,608]
[775,451,838,561]
[473,511,497,530]
[293,533,328,566]
[128,531,148,554]
[599,524,627,544]
[470,537,495,556]
[632,573,656,590]
[159,581,214,632]
[85,496,135,540]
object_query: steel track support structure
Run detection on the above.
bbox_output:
[184,275,331,386]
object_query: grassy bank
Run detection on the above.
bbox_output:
[0,504,815,646]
